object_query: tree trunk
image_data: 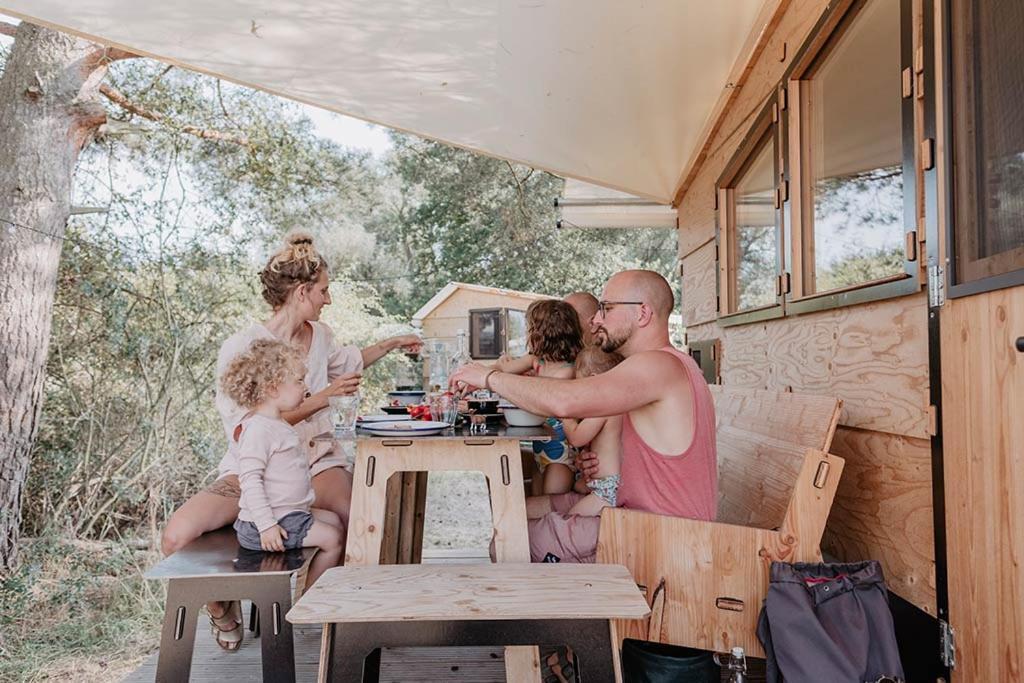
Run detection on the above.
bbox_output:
[0,23,120,570]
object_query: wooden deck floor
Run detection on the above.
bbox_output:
[122,621,516,683]
[123,547,512,683]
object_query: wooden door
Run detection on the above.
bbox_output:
[940,287,1024,681]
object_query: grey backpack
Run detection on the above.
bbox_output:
[756,560,905,683]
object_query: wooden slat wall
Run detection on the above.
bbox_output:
[675,0,936,615]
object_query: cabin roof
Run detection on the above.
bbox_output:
[411,282,552,323]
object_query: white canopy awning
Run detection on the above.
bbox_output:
[556,179,677,230]
[1,1,770,203]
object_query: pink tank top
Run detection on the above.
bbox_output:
[616,346,717,521]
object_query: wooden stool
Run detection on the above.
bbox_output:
[286,563,650,682]
[345,434,533,566]
[145,527,316,683]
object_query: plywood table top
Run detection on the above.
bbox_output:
[286,563,650,624]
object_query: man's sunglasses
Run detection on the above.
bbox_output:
[597,300,644,316]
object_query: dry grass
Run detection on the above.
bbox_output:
[0,536,164,682]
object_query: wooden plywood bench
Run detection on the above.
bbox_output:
[287,563,650,682]
[144,526,316,683]
[597,387,845,662]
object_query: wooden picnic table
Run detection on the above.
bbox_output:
[315,422,552,566]
[287,563,650,682]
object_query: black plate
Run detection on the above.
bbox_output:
[381,405,410,415]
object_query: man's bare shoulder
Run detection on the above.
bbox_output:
[619,350,689,388]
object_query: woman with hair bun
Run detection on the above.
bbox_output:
[160,230,420,651]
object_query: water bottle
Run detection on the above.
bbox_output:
[714,647,747,683]
[451,328,471,371]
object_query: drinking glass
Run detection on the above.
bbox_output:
[329,393,360,438]
[429,392,458,425]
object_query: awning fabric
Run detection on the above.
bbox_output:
[0,1,768,203]
[556,179,677,230]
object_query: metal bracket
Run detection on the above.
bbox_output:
[928,264,946,308]
[940,619,956,669]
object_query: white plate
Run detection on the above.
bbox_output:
[361,420,451,436]
[358,414,413,423]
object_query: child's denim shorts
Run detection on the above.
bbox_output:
[234,510,314,551]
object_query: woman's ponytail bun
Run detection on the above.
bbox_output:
[260,230,328,308]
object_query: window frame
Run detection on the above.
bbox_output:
[782,0,922,316]
[468,307,505,360]
[715,98,787,327]
[944,0,1024,298]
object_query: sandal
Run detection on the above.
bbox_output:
[208,600,243,652]
[540,645,577,683]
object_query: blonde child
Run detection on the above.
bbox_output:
[220,338,344,587]
[561,346,625,516]
[498,299,583,495]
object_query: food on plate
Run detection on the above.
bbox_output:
[406,404,432,420]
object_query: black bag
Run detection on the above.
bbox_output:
[620,639,719,682]
[756,560,905,683]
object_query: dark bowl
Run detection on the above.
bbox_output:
[467,399,499,413]
[381,405,410,415]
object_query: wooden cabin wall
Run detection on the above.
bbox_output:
[675,0,936,615]
[420,290,541,342]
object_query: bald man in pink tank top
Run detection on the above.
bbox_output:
[450,270,717,563]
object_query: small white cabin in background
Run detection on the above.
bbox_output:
[412,282,551,360]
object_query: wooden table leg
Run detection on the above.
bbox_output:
[381,472,403,563]
[398,471,418,564]
[504,645,542,682]
[346,443,391,567]
[154,579,203,682]
[487,439,530,563]
[251,575,297,683]
[411,471,429,563]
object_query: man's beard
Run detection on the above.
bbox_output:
[595,326,629,353]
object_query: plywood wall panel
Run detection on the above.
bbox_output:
[681,240,718,327]
[822,426,936,614]
[941,287,1024,681]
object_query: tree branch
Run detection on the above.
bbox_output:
[0,21,17,37]
[99,83,251,147]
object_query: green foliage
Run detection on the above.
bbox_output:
[367,134,678,316]
[816,246,906,292]
[736,224,777,310]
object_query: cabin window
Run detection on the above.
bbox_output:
[787,0,917,305]
[716,101,784,323]
[948,0,1024,294]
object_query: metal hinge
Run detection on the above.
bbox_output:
[928,264,946,308]
[940,619,956,669]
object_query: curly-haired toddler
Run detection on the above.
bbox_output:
[507,299,584,495]
[220,338,344,587]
